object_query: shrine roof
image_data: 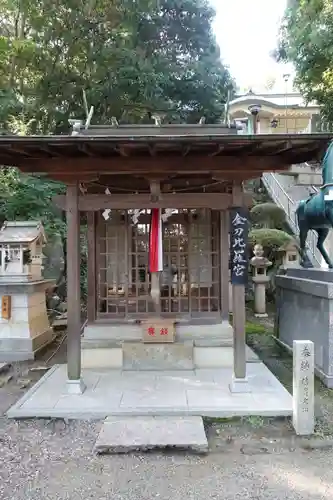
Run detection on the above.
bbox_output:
[0,130,331,167]
[0,221,46,244]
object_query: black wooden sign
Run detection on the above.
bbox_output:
[229,207,249,285]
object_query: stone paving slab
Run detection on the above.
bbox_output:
[94,416,208,454]
[7,362,292,419]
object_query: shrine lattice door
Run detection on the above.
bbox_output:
[97,209,220,319]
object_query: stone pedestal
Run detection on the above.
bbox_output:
[252,276,270,317]
[276,268,333,388]
[0,280,55,361]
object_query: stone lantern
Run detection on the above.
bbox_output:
[0,221,55,361]
[250,244,272,317]
[279,241,300,269]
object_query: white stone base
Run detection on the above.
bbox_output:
[7,363,293,419]
[80,321,257,371]
[254,313,268,318]
[82,348,123,369]
[66,378,86,395]
[229,375,251,393]
[81,345,259,370]
[0,282,54,362]
[0,328,54,362]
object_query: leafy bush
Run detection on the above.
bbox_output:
[249,228,293,259]
[250,203,286,229]
[249,228,295,301]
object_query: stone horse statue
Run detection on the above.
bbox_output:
[296,140,333,268]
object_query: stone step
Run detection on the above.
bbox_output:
[94,416,208,454]
[123,342,194,370]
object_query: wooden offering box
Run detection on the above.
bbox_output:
[141,317,175,343]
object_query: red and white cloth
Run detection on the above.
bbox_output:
[149,208,163,272]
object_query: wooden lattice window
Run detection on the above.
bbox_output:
[96,209,220,319]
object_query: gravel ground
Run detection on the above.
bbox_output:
[1,385,333,500]
[2,327,333,500]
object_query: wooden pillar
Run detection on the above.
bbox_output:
[230,181,248,391]
[220,210,229,321]
[66,182,85,394]
[87,212,97,323]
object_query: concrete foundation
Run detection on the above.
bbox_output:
[7,362,293,420]
[275,268,333,388]
[81,321,259,370]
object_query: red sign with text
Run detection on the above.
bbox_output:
[142,318,175,343]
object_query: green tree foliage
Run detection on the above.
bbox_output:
[249,200,295,283]
[276,0,333,125]
[0,168,65,233]
[250,202,287,230]
[249,228,293,256]
[0,0,234,133]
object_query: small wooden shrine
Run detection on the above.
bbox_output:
[0,120,330,392]
[0,221,46,282]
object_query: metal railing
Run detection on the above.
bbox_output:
[262,172,322,266]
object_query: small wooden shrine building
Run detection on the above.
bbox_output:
[0,123,330,394]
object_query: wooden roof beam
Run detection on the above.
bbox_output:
[39,145,63,157]
[0,145,34,158]
[148,144,157,156]
[259,140,295,156]
[182,145,191,156]
[114,146,129,156]
[210,145,224,156]
[78,144,95,157]
[17,155,287,175]
[53,192,253,211]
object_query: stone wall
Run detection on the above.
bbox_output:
[275,268,333,387]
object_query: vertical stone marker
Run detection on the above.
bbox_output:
[293,340,314,436]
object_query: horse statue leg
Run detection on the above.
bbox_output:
[316,228,333,268]
[298,225,314,268]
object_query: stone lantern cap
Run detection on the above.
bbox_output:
[0,221,46,245]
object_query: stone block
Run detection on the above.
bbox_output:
[0,283,53,361]
[193,346,259,369]
[93,416,208,454]
[123,342,194,370]
[81,347,123,369]
[0,328,53,362]
[194,347,233,368]
[292,340,314,436]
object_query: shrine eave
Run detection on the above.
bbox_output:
[0,133,331,167]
